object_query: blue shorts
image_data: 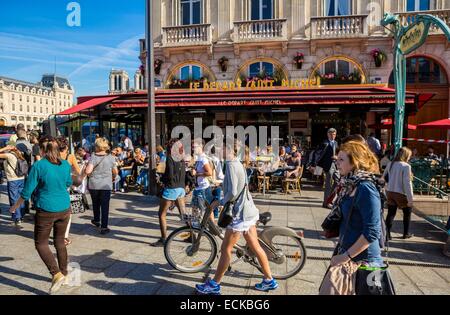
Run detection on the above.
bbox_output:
[162,188,186,201]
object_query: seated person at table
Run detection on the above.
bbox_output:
[132,148,145,177]
[285,152,302,179]
[279,146,289,165]
[156,145,167,163]
[119,150,135,192]
[425,146,441,163]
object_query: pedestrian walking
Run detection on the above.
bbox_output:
[151,139,186,247]
[195,139,278,295]
[320,141,387,295]
[383,147,415,240]
[29,131,41,163]
[84,137,118,235]
[56,136,82,246]
[9,137,72,294]
[367,133,382,157]
[0,145,28,227]
[190,138,214,218]
[315,128,339,208]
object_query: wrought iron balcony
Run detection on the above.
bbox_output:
[233,19,288,43]
[310,15,368,39]
[162,24,212,47]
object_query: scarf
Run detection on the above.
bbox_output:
[332,170,379,210]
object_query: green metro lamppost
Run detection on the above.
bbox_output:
[381,13,450,155]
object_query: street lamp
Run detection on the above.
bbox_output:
[146,0,157,195]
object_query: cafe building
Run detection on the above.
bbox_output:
[60,0,450,152]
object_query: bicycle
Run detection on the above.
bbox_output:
[163,196,307,279]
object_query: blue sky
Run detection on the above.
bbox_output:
[0,0,145,99]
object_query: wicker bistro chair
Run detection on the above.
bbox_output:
[282,166,303,195]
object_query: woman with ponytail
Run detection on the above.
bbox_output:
[9,136,72,295]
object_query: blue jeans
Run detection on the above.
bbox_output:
[192,187,214,213]
[137,169,148,190]
[119,169,132,188]
[89,190,111,229]
[7,180,25,221]
[212,187,223,218]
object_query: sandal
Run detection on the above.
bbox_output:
[64,238,72,246]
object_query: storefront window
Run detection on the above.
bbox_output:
[181,0,202,25]
[251,0,273,20]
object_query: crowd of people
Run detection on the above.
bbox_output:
[1,122,450,296]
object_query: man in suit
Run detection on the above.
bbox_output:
[315,128,338,208]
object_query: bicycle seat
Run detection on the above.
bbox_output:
[259,212,272,226]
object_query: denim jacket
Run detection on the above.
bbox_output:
[339,181,384,265]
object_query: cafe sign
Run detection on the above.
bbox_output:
[399,20,431,55]
[190,78,319,92]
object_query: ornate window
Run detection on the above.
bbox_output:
[407,0,430,11]
[180,65,202,80]
[251,0,274,20]
[249,62,274,77]
[181,0,202,25]
[389,56,447,84]
[313,57,365,85]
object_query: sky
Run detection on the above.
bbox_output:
[0,0,145,99]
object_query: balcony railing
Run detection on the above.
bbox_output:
[162,24,212,47]
[310,15,368,39]
[233,19,287,42]
[396,10,450,33]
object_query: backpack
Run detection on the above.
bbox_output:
[7,155,29,177]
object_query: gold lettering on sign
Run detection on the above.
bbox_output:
[400,21,426,54]
[188,78,319,91]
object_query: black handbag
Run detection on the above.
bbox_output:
[355,267,396,295]
[218,183,247,228]
[321,206,342,238]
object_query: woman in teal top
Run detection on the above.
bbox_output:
[9,136,72,295]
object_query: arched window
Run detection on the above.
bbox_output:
[180,65,202,80]
[315,58,363,84]
[248,62,274,77]
[389,56,447,84]
[181,0,202,25]
[251,0,274,20]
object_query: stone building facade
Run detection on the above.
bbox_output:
[0,75,74,130]
[133,0,450,151]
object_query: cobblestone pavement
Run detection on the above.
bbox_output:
[0,183,449,295]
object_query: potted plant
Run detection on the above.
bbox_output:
[293,52,304,69]
[218,56,229,72]
[154,58,163,75]
[371,49,387,67]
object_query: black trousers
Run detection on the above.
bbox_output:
[385,205,412,236]
[89,189,111,229]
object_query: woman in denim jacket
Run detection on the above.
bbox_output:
[330,141,384,269]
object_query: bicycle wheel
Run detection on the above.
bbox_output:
[164,226,217,273]
[259,235,307,280]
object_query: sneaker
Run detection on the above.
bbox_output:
[14,220,23,229]
[150,238,166,247]
[195,278,221,295]
[120,188,125,193]
[100,228,110,235]
[255,278,279,292]
[49,272,65,295]
[91,220,100,228]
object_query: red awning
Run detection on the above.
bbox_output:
[58,96,119,115]
[108,86,434,110]
[418,118,450,129]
